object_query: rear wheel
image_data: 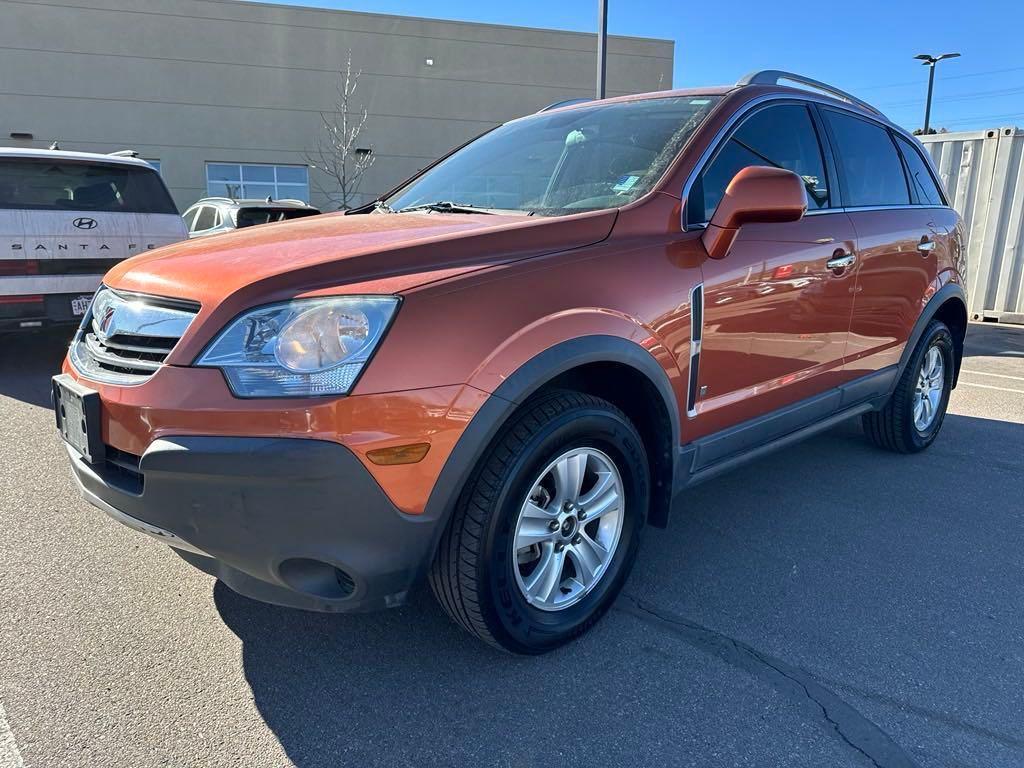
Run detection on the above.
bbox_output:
[862,320,955,453]
[429,390,648,654]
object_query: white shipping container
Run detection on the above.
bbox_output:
[920,127,1024,324]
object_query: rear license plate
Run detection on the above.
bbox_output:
[53,374,104,464]
[71,294,93,316]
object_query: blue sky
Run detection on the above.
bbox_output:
[268,0,1024,133]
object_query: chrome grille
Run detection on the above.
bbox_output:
[70,287,199,384]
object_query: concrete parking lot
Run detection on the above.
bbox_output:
[1,323,1022,768]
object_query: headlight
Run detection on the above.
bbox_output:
[196,296,400,397]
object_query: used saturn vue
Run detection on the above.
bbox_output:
[54,71,967,653]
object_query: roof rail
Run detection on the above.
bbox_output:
[108,149,140,158]
[736,70,882,116]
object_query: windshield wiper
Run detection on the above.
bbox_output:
[396,201,497,215]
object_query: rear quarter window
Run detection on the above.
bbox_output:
[0,158,178,214]
[895,135,945,206]
[193,206,217,231]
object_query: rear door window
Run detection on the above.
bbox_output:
[0,159,178,214]
[691,103,831,225]
[895,135,945,206]
[821,110,910,207]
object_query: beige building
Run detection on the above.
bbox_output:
[2,0,674,211]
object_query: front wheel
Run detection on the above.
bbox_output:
[429,390,649,654]
[862,319,955,453]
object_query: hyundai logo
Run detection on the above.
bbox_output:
[73,217,98,230]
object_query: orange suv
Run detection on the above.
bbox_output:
[54,71,967,653]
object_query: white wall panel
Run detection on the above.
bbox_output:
[922,127,1024,323]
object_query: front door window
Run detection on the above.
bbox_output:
[690,103,831,226]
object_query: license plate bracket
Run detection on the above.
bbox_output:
[53,374,104,464]
[71,294,93,316]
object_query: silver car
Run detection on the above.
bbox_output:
[182,197,321,238]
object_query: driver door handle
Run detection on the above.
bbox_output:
[826,251,857,270]
[918,236,937,253]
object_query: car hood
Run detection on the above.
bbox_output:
[105,209,617,308]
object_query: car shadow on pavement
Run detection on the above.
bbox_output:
[0,329,73,407]
[215,412,1024,768]
[963,322,1024,359]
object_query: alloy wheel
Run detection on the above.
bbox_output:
[914,345,945,431]
[512,447,624,612]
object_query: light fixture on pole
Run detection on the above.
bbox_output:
[914,52,960,134]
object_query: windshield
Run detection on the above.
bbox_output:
[385,95,721,216]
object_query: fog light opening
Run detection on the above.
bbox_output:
[278,558,355,599]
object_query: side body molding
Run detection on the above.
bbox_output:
[671,281,969,497]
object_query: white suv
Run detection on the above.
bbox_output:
[0,148,187,332]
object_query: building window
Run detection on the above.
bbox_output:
[206,163,309,202]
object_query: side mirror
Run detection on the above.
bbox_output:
[701,166,807,260]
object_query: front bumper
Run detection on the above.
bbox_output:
[67,435,444,612]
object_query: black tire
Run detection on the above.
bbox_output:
[862,320,955,453]
[429,390,649,654]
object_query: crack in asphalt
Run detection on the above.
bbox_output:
[616,594,921,768]
[817,675,1024,753]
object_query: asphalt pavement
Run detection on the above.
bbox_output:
[1,323,1022,768]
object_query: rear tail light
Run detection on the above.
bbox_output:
[0,260,40,276]
[0,295,44,304]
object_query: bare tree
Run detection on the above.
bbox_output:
[305,51,374,210]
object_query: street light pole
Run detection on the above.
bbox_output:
[596,0,608,99]
[923,63,937,134]
[914,52,961,134]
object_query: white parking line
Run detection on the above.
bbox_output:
[0,703,25,768]
[960,381,1024,394]
[961,369,1024,382]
